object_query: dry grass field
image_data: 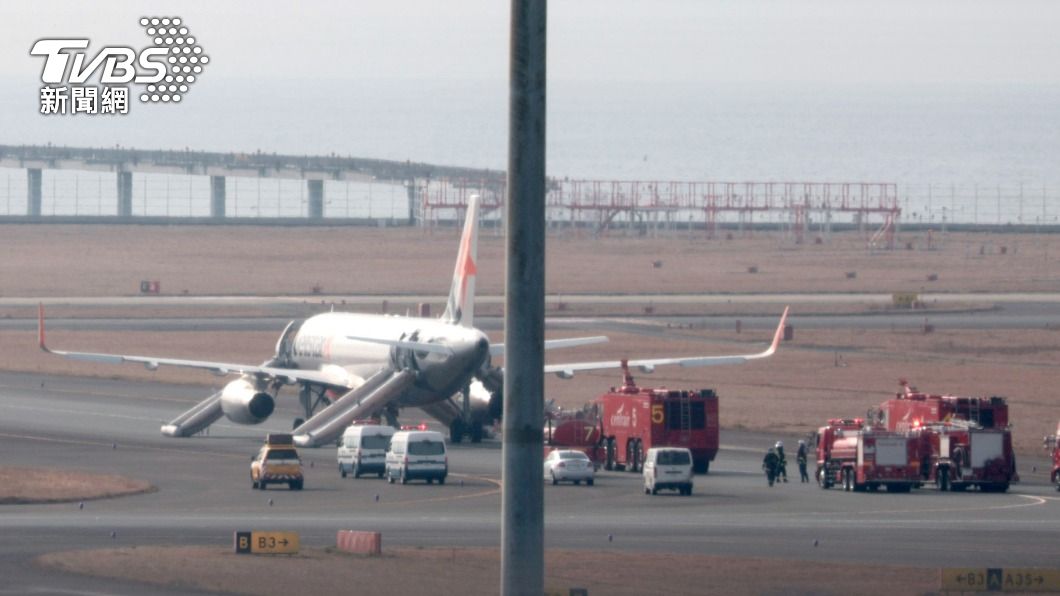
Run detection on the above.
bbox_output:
[36,546,938,596]
[0,466,154,504]
[1,224,1058,297]
[2,224,1059,454]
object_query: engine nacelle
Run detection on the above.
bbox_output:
[220,378,275,425]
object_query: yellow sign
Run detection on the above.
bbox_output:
[892,292,919,308]
[941,568,1060,592]
[234,531,299,555]
[651,404,664,425]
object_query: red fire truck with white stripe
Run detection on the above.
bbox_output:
[815,419,919,492]
[594,362,719,474]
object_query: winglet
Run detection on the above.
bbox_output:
[764,306,790,357]
[442,194,480,327]
[38,302,49,353]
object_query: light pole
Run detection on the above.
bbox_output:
[502,1,546,595]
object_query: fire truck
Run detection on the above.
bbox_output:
[544,411,604,467]
[875,380,1009,431]
[594,362,719,474]
[915,422,1017,492]
[873,381,1017,492]
[815,418,919,492]
[1043,421,1059,492]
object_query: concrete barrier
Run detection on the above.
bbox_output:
[336,530,382,556]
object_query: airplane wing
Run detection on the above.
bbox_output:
[37,305,352,388]
[543,307,789,379]
[489,335,609,357]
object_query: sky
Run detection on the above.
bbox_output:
[1,1,1058,189]
[4,0,1059,86]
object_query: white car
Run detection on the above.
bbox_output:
[337,424,395,479]
[643,447,694,496]
[544,450,595,486]
[386,430,448,485]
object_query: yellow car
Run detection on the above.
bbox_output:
[251,434,304,491]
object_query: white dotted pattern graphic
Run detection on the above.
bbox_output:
[139,16,208,103]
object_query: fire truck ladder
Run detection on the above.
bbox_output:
[968,399,980,426]
[679,393,691,433]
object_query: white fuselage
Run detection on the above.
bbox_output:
[288,312,490,408]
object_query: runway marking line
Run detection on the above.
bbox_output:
[802,493,1048,518]
[1026,494,1060,502]
[373,473,502,507]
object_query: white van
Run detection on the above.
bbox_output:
[643,447,694,496]
[386,430,448,485]
[337,424,395,479]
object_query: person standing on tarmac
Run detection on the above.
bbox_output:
[796,439,809,483]
[775,441,788,483]
[762,447,780,486]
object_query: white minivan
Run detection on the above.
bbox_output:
[386,430,448,485]
[337,424,395,479]
[643,447,694,496]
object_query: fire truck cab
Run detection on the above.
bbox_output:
[814,418,863,487]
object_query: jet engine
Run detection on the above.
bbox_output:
[220,378,274,425]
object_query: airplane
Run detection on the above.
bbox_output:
[38,195,789,448]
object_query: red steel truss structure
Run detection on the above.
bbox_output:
[421,179,900,248]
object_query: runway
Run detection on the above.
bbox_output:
[6,300,1060,334]
[5,292,1060,308]
[1,372,1057,595]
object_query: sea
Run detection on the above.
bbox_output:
[1,77,1058,225]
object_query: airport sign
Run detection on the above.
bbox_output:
[233,531,299,555]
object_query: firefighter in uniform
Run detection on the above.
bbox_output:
[762,448,780,486]
[796,439,809,483]
[775,440,788,482]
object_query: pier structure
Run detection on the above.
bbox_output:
[0,144,504,224]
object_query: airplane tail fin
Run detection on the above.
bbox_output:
[442,194,480,327]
